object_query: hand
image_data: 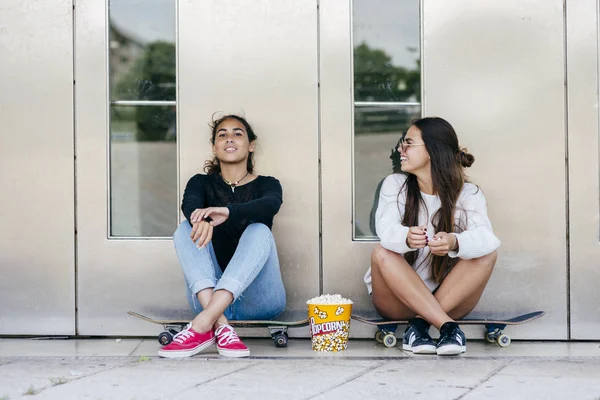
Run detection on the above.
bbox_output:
[406,226,428,249]
[190,207,230,227]
[190,220,213,248]
[428,232,457,256]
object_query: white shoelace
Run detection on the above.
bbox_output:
[173,323,193,344]
[216,325,241,346]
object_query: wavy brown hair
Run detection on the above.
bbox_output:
[203,114,258,175]
[400,117,475,283]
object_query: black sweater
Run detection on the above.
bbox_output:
[181,174,283,271]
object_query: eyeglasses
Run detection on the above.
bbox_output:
[397,138,426,152]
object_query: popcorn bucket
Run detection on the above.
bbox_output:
[307,295,353,352]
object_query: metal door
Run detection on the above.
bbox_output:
[320,0,568,339]
[75,0,319,335]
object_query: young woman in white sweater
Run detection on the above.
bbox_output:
[364,117,500,356]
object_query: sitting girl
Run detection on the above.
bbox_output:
[365,117,500,356]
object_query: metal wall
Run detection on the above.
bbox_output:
[3,0,600,339]
[0,0,75,334]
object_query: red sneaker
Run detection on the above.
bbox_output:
[157,324,215,358]
[215,324,250,358]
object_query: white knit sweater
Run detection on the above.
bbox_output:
[364,173,501,293]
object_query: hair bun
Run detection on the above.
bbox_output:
[458,148,475,168]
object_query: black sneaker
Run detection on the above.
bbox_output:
[402,318,436,354]
[436,321,466,356]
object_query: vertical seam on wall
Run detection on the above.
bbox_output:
[72,0,79,335]
[563,0,571,340]
[176,0,180,229]
[317,0,323,295]
[596,0,600,243]
[420,0,425,115]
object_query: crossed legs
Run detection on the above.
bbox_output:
[370,244,497,329]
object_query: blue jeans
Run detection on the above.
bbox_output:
[173,222,286,321]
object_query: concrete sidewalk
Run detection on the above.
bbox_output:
[1,339,600,399]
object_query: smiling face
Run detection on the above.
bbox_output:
[398,125,430,174]
[212,118,255,166]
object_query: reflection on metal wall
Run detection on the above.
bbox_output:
[352,0,421,239]
[0,0,75,334]
[109,0,178,237]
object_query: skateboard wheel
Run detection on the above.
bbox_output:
[485,332,497,343]
[383,334,397,348]
[375,331,385,344]
[497,334,511,348]
[158,331,173,346]
[273,333,288,348]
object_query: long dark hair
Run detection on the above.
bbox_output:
[401,117,475,283]
[203,114,258,175]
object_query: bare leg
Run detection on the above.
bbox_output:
[371,245,452,329]
[195,289,229,330]
[371,245,498,328]
[434,251,497,319]
[191,290,234,333]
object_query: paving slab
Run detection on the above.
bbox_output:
[175,360,380,399]
[310,359,507,399]
[462,360,600,400]
[2,339,600,400]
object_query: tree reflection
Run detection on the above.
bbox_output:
[354,42,420,102]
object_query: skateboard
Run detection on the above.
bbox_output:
[128,310,309,348]
[352,311,545,348]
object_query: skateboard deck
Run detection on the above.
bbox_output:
[352,311,545,348]
[128,310,308,347]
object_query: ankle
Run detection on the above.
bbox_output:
[191,315,214,334]
[439,321,458,333]
[410,317,431,329]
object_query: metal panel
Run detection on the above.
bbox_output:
[75,0,182,335]
[423,0,567,339]
[321,0,567,339]
[0,0,75,334]
[178,0,320,320]
[567,0,600,339]
[76,0,319,335]
[320,0,377,338]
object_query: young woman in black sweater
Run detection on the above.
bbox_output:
[158,115,285,358]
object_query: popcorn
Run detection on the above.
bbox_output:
[306,294,353,305]
[309,321,350,352]
[307,295,353,352]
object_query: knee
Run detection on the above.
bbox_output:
[371,244,397,268]
[245,223,273,240]
[173,221,191,243]
[472,250,498,270]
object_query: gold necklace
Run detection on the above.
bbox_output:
[221,172,249,193]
